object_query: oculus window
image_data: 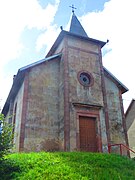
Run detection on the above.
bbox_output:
[78,71,94,87]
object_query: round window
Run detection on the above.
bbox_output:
[78,71,94,87]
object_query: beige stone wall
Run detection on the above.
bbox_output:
[105,76,125,146]
[67,36,99,53]
[66,37,107,151]
[58,57,64,149]
[126,102,135,157]
[24,58,62,151]
[128,120,135,157]
[99,108,108,152]
[49,39,65,150]
[126,102,135,130]
[55,40,64,55]
[67,37,103,106]
[13,82,24,151]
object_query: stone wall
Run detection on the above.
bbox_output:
[13,82,24,151]
[105,76,125,146]
[24,58,62,151]
[66,36,107,151]
[58,57,64,149]
[125,101,135,157]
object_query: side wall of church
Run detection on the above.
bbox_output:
[66,36,107,151]
[127,118,135,157]
[55,41,65,149]
[125,102,135,157]
[58,58,65,149]
[23,58,61,151]
[13,82,24,151]
[105,76,126,145]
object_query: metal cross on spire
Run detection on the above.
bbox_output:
[69,4,77,14]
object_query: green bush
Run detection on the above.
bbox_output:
[0,114,13,160]
[0,158,21,179]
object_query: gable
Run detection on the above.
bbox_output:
[103,67,128,94]
[2,53,62,116]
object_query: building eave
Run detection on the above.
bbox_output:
[2,70,25,116]
[46,30,106,57]
[20,53,62,72]
[103,67,128,94]
[2,53,62,116]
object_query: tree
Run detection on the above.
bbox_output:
[0,114,13,159]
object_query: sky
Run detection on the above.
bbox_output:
[0,0,135,112]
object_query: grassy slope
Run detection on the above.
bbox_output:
[1,152,135,180]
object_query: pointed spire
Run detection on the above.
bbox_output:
[69,13,88,38]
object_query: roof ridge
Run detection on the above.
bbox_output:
[19,53,62,72]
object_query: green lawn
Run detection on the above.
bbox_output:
[0,152,135,179]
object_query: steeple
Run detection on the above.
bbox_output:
[69,12,88,38]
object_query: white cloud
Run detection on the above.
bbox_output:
[80,0,135,110]
[0,0,60,64]
[0,0,60,109]
[36,24,60,53]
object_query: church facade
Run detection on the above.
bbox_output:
[2,13,129,153]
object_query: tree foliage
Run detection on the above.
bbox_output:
[0,114,13,159]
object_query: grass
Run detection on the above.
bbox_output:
[0,152,135,179]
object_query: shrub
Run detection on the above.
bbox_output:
[0,114,13,160]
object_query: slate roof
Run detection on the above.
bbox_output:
[69,13,88,37]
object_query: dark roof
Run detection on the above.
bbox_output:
[2,53,62,116]
[69,13,88,37]
[103,67,128,94]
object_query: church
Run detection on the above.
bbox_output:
[2,11,129,153]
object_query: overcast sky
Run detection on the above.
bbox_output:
[0,0,134,111]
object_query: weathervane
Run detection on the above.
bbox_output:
[69,4,77,13]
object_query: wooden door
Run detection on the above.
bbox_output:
[79,116,97,152]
